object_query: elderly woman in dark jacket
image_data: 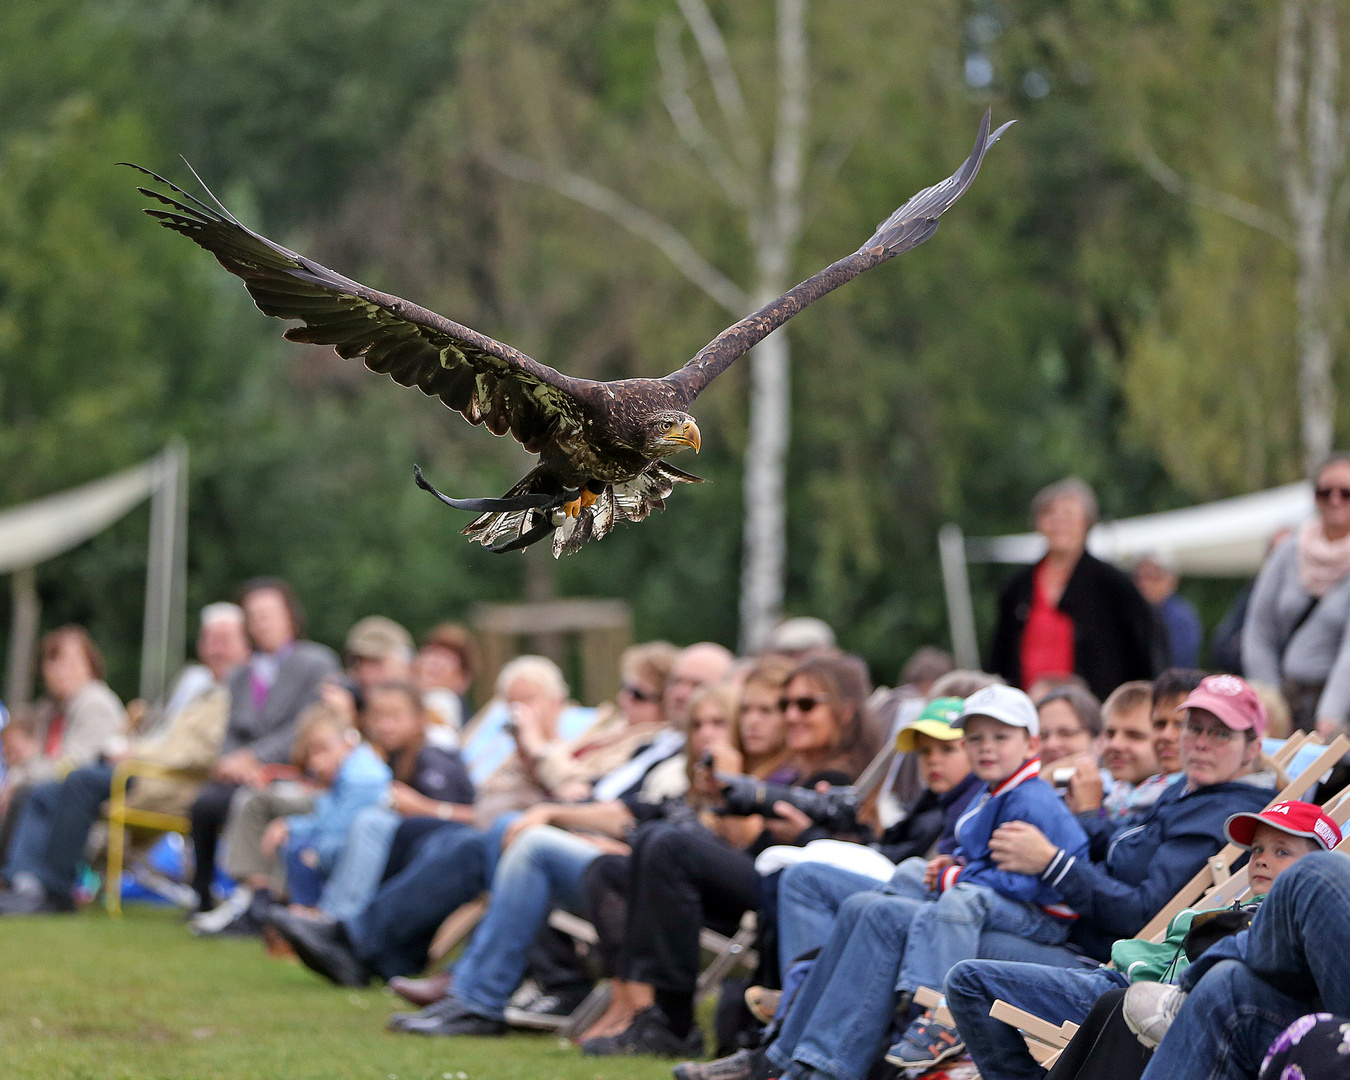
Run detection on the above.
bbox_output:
[989,479,1159,701]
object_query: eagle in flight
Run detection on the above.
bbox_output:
[130,111,1010,557]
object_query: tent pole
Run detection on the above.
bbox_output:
[140,443,186,704]
[938,524,980,670]
[6,567,40,706]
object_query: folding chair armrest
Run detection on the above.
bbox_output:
[107,760,208,824]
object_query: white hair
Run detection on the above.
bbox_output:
[495,655,569,702]
[200,602,245,628]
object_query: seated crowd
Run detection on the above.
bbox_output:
[1,474,1350,1080]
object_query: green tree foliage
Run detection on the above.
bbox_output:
[0,0,1334,697]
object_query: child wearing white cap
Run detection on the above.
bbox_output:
[884,684,1092,1069]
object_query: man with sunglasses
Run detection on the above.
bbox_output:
[1244,451,1350,736]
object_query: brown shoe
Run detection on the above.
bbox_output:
[388,971,452,1007]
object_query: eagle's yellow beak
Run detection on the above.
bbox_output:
[673,419,702,453]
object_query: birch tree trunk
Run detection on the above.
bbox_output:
[484,0,810,652]
[1278,0,1343,471]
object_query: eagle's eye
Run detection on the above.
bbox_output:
[664,421,677,431]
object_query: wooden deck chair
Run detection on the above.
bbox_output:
[428,894,489,962]
[104,760,205,917]
[982,764,1350,1067]
[1138,732,1350,942]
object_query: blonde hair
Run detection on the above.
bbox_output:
[290,702,356,769]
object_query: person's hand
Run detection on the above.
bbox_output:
[260,818,289,859]
[1064,758,1104,814]
[212,749,262,786]
[923,854,955,891]
[508,703,552,762]
[387,781,425,817]
[501,805,554,851]
[764,800,813,843]
[989,821,1058,875]
[1315,716,1343,745]
[692,738,741,801]
[587,835,631,857]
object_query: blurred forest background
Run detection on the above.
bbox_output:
[1,0,1342,698]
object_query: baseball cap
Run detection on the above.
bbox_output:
[345,616,414,661]
[1224,800,1343,852]
[895,697,966,752]
[1179,674,1267,737]
[954,684,1039,737]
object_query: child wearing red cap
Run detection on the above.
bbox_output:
[944,798,1339,1080]
[1120,800,1342,1051]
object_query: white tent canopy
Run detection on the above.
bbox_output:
[4,443,187,705]
[939,481,1314,668]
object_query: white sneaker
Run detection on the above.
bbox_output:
[188,886,252,936]
[1122,982,1187,1049]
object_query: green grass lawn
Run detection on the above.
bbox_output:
[0,907,679,1080]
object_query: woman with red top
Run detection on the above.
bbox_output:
[989,479,1159,701]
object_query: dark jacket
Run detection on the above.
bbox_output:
[220,640,340,763]
[945,762,1090,911]
[988,551,1159,700]
[1041,772,1276,961]
[875,771,981,864]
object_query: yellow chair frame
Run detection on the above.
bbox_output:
[104,760,205,917]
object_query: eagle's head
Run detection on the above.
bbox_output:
[642,410,702,458]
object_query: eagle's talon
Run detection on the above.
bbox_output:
[580,488,600,510]
[563,497,582,518]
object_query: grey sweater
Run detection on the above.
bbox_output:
[1242,536,1350,722]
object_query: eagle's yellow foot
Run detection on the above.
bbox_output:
[561,488,599,518]
[563,488,599,518]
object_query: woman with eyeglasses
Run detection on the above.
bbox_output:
[578,653,876,1058]
[1244,452,1350,737]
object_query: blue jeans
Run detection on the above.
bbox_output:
[766,888,924,1080]
[777,861,885,972]
[4,764,115,898]
[1140,851,1350,1080]
[453,824,601,1020]
[884,858,1071,995]
[945,959,1127,1080]
[318,805,400,921]
[343,818,501,980]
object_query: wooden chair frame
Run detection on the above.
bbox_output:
[979,736,1350,1067]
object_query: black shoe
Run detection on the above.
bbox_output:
[388,993,468,1032]
[672,1048,775,1080]
[397,996,505,1037]
[267,909,371,987]
[0,888,75,915]
[582,1005,704,1058]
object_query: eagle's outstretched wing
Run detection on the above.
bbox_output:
[661,110,1013,404]
[126,165,592,454]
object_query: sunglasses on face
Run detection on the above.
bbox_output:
[780,695,829,713]
[1316,486,1350,502]
[620,684,659,703]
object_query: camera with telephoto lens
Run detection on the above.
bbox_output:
[702,755,860,832]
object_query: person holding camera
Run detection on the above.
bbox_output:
[579,654,873,1058]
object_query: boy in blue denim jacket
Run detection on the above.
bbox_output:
[885,684,1090,1066]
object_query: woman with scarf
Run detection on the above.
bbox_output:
[1243,451,1350,737]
